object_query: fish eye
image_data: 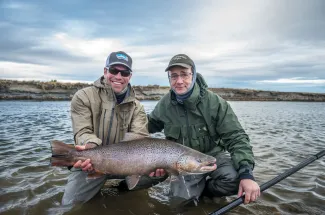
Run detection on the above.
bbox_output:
[196,158,202,163]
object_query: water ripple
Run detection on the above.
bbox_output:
[1,101,325,215]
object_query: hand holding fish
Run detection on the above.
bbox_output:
[237,179,260,204]
[73,142,97,172]
[149,169,166,177]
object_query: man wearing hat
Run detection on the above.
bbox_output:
[61,51,151,205]
[148,54,260,204]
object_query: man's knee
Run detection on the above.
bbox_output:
[211,167,238,183]
[205,156,239,197]
[61,170,106,205]
[205,175,239,197]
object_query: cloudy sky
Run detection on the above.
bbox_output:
[1,0,324,93]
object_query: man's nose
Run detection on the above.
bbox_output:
[115,71,122,78]
[175,75,184,83]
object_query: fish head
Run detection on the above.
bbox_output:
[176,151,217,174]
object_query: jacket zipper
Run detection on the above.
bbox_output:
[184,109,191,146]
[106,107,115,145]
[101,109,106,143]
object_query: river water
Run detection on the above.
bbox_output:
[0,100,324,215]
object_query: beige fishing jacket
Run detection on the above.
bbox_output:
[70,76,149,146]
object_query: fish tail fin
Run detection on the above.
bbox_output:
[50,140,75,167]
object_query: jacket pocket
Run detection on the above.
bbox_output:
[119,110,131,130]
[190,123,213,153]
[118,104,135,141]
[164,124,181,141]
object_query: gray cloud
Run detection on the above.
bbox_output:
[262,0,325,41]
[0,22,91,65]
[0,0,324,92]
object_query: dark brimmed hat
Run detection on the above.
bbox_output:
[165,54,194,71]
[105,51,132,72]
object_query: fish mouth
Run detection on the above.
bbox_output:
[199,159,217,172]
[200,163,217,172]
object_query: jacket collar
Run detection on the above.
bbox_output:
[170,83,201,110]
[94,76,136,104]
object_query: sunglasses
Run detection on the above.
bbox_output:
[108,67,132,77]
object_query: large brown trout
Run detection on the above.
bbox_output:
[50,136,217,189]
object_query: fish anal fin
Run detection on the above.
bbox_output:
[125,175,141,190]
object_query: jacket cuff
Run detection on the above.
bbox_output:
[238,165,255,181]
[86,142,99,147]
[85,138,102,146]
[76,136,102,146]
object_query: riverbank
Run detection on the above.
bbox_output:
[1,79,324,101]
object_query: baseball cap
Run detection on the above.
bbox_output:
[165,54,194,71]
[105,51,132,72]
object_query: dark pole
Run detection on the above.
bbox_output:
[209,150,325,215]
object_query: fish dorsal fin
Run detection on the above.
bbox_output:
[125,175,141,190]
[121,132,147,142]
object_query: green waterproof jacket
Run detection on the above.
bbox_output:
[148,73,255,172]
[71,76,149,146]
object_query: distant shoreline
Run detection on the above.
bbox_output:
[1,79,325,102]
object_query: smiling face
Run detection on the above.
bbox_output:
[168,66,193,95]
[104,65,132,93]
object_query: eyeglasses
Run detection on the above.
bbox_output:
[108,67,132,77]
[168,72,192,81]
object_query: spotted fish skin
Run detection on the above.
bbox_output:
[50,137,217,177]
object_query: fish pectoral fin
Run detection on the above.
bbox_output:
[125,175,141,190]
[86,171,105,179]
[166,168,179,176]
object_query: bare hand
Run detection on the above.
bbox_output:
[238,179,260,204]
[149,169,166,177]
[73,143,97,172]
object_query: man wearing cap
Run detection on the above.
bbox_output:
[61,51,153,205]
[148,54,260,205]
